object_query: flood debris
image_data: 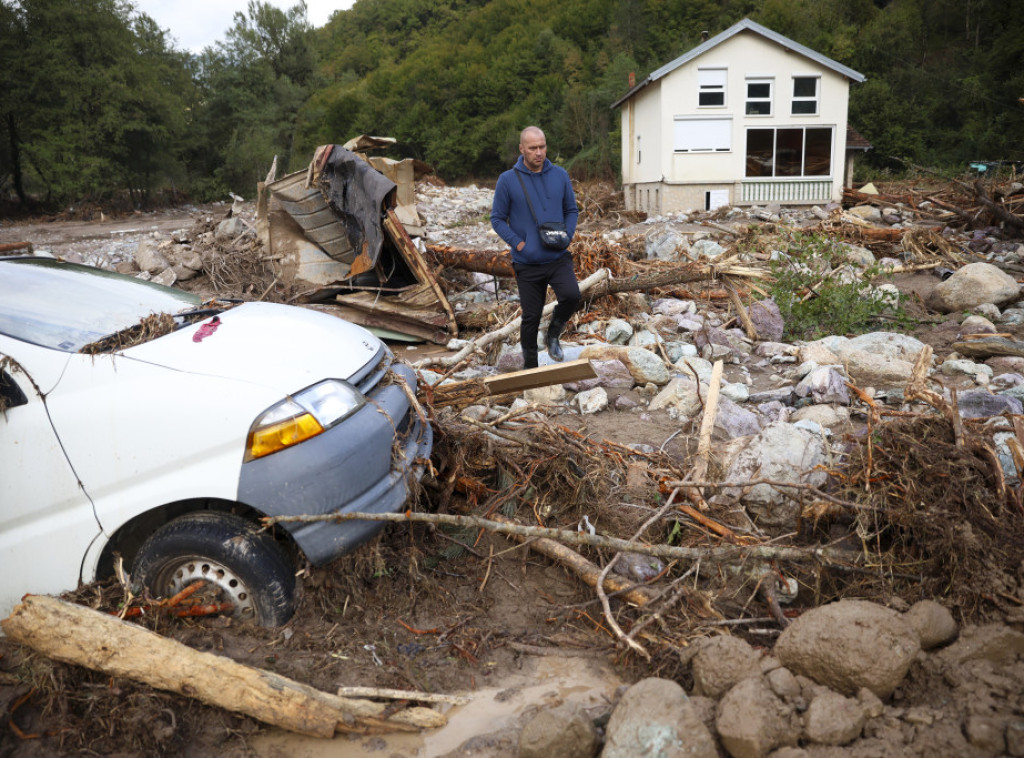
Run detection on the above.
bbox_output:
[256,138,457,343]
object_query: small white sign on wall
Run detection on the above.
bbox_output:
[705,190,729,211]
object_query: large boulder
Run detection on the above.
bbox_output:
[602,678,717,758]
[716,422,829,528]
[774,600,921,698]
[929,262,1022,312]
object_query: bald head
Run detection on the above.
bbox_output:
[519,127,547,173]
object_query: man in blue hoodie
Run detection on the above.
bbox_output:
[491,126,581,369]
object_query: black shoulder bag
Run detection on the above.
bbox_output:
[515,172,570,250]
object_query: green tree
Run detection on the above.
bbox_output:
[0,0,190,208]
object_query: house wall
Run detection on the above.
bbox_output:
[621,29,852,213]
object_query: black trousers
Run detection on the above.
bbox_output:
[513,255,581,357]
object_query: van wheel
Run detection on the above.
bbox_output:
[133,511,295,627]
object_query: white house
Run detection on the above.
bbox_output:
[611,18,866,213]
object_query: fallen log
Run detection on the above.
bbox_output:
[1,595,446,738]
[951,336,1024,360]
[425,245,514,277]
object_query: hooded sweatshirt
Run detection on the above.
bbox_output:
[490,156,578,266]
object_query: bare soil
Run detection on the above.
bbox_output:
[1,203,1021,757]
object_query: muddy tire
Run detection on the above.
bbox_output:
[133,511,295,627]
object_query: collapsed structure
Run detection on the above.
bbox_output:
[257,135,457,343]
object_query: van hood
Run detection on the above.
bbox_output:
[123,302,385,394]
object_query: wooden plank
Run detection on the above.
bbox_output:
[481,359,596,395]
[383,210,458,338]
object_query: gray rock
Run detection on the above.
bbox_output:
[774,600,921,698]
[940,359,992,378]
[692,636,763,699]
[961,314,998,335]
[903,600,958,650]
[846,205,882,223]
[566,358,634,392]
[692,239,726,259]
[652,298,695,316]
[721,382,750,403]
[524,384,567,405]
[716,422,829,528]
[215,216,245,241]
[603,678,716,758]
[749,299,785,342]
[716,677,801,758]
[841,332,926,360]
[748,387,796,405]
[930,262,1022,312]
[645,227,690,261]
[519,702,598,758]
[713,396,763,439]
[795,366,850,405]
[803,690,866,745]
[955,390,1023,418]
[673,355,714,383]
[649,377,702,416]
[789,404,850,429]
[133,239,171,274]
[575,386,608,414]
[580,345,669,385]
[606,318,634,345]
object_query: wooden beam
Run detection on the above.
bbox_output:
[481,358,596,395]
[429,359,596,407]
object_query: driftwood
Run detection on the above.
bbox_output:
[1,595,446,738]
[262,509,862,566]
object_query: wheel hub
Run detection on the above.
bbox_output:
[163,557,256,619]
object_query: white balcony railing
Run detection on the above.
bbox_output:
[741,179,832,204]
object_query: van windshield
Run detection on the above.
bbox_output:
[0,258,202,352]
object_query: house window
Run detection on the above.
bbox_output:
[674,117,732,152]
[745,78,773,116]
[792,76,819,115]
[745,127,832,177]
[698,68,726,107]
[636,135,641,164]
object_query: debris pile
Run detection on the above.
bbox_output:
[3,172,1024,756]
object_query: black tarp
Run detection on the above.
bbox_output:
[317,147,396,268]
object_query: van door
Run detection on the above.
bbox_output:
[0,340,103,617]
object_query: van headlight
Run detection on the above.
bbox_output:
[245,380,365,461]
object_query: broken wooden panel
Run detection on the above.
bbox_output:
[330,209,459,344]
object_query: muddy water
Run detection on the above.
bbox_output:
[250,655,624,757]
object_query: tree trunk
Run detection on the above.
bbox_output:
[1,595,446,738]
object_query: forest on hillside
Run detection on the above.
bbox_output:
[1,0,1021,210]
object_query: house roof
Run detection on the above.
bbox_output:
[611,18,866,109]
[846,125,873,151]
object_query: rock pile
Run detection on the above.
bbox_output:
[518,600,1024,758]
